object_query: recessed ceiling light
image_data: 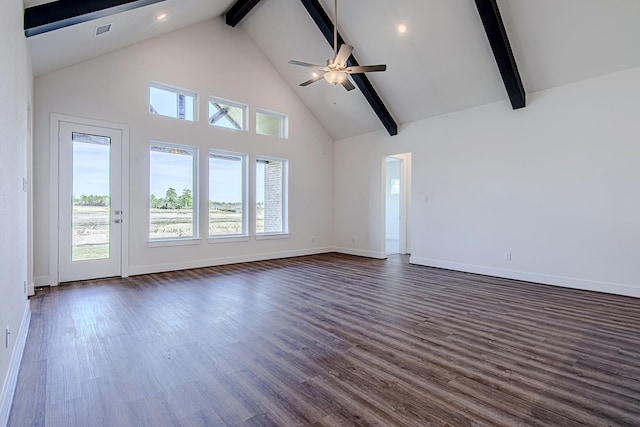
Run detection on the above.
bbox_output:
[398,24,407,34]
[156,12,167,21]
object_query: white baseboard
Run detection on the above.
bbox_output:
[128,247,333,276]
[0,301,31,427]
[332,247,387,260]
[409,256,640,298]
[34,276,50,288]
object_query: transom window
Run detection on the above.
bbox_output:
[209,97,247,131]
[149,82,196,121]
[256,109,288,139]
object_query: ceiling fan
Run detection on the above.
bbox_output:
[288,0,386,91]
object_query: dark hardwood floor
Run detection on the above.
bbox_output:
[9,253,640,426]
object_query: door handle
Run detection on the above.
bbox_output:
[114,219,122,224]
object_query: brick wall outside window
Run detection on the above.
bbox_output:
[263,161,283,233]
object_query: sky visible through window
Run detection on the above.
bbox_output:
[73,139,109,198]
[150,86,194,121]
[72,94,263,204]
[150,149,193,199]
[74,146,262,202]
[209,101,244,130]
[256,162,265,205]
[210,156,241,203]
[256,165,265,203]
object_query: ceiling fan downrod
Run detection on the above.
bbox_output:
[333,0,338,61]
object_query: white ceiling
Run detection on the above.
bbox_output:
[25,0,640,140]
[26,0,236,77]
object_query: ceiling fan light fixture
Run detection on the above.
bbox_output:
[325,70,347,85]
[289,0,385,91]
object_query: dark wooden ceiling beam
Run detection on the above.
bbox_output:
[225,0,263,27]
[24,0,166,37]
[474,0,526,109]
[299,0,398,136]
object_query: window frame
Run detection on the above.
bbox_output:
[208,96,248,132]
[208,149,249,242]
[148,141,199,244]
[255,156,289,238]
[149,81,198,122]
[256,108,288,139]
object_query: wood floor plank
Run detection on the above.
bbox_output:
[178,409,226,427]
[8,253,640,426]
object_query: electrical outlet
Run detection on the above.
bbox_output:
[504,252,512,261]
[311,236,316,243]
[351,237,356,244]
[24,280,27,294]
[5,327,10,348]
[22,177,27,192]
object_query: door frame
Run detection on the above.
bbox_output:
[385,156,403,255]
[383,153,411,255]
[49,113,130,285]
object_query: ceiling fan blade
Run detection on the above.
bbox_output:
[335,44,353,67]
[341,78,355,91]
[288,60,327,71]
[345,65,387,73]
[299,73,326,87]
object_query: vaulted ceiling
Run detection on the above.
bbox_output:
[24,0,640,140]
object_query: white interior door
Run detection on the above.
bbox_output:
[58,121,122,282]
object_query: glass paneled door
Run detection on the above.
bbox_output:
[58,121,122,282]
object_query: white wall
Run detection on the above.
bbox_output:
[33,18,334,283]
[334,67,640,297]
[0,0,32,423]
